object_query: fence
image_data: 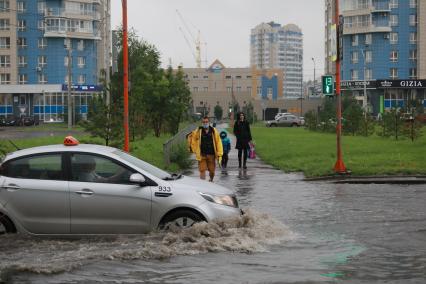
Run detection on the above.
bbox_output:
[163,123,197,166]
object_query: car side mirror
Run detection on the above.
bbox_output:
[129,173,146,184]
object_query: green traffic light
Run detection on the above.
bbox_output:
[322,75,334,95]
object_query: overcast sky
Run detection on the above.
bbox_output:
[111,0,325,80]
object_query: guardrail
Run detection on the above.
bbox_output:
[163,123,197,166]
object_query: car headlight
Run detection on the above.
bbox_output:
[199,192,239,208]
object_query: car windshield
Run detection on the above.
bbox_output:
[114,150,171,180]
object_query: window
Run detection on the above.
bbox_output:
[203,87,208,92]
[410,0,417,8]
[77,56,85,68]
[0,73,10,84]
[351,51,359,64]
[409,68,417,79]
[351,35,358,46]
[38,55,47,67]
[38,20,45,30]
[18,74,27,84]
[410,49,417,61]
[410,15,417,26]
[227,87,232,93]
[0,55,10,67]
[236,86,241,92]
[18,19,26,31]
[410,32,417,44]
[365,34,372,45]
[247,87,252,92]
[225,75,232,79]
[351,69,358,80]
[193,87,198,92]
[0,36,10,48]
[77,40,84,51]
[37,1,46,13]
[64,75,72,84]
[390,0,398,8]
[38,38,47,49]
[390,51,398,62]
[390,33,398,44]
[236,76,242,79]
[0,0,10,12]
[365,69,372,80]
[17,1,25,12]
[17,37,27,48]
[192,75,198,79]
[365,50,372,63]
[390,68,398,79]
[390,15,398,26]
[70,154,135,184]
[18,56,26,67]
[0,19,9,30]
[78,74,86,84]
[2,154,63,180]
[38,73,47,84]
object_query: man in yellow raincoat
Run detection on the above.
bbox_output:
[190,116,223,182]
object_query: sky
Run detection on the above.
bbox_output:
[110,0,325,80]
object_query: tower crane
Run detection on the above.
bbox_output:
[176,9,204,68]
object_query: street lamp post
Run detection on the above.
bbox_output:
[299,54,303,117]
[361,49,367,115]
[311,57,316,97]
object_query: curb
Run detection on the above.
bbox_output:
[304,175,426,184]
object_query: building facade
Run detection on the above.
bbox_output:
[183,59,321,120]
[250,22,304,99]
[325,0,426,114]
[0,0,110,122]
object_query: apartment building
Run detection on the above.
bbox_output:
[0,0,110,122]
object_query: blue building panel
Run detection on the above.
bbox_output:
[261,76,278,100]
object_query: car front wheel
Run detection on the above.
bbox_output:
[0,214,16,234]
[159,209,204,230]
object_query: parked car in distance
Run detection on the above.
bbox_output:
[266,114,302,127]
[0,116,18,126]
[0,137,241,235]
[274,112,292,120]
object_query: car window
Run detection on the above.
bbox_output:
[3,154,63,180]
[114,150,171,180]
[71,153,135,184]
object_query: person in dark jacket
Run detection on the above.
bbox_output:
[233,112,252,169]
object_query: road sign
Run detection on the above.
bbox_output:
[322,75,334,95]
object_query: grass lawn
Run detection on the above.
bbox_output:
[251,126,426,177]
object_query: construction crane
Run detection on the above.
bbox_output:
[176,9,203,68]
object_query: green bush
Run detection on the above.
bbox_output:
[169,142,194,170]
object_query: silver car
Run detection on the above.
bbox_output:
[0,140,240,235]
[266,114,301,127]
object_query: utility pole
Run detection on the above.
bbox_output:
[299,54,303,117]
[122,0,129,152]
[67,39,72,129]
[361,49,367,115]
[312,57,316,97]
[334,0,347,174]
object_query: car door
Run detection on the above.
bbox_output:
[278,116,288,127]
[0,153,70,234]
[68,153,152,234]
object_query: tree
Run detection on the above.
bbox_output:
[358,114,376,137]
[214,104,223,121]
[379,109,403,140]
[343,99,363,136]
[402,118,423,142]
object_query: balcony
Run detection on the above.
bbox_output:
[44,26,101,40]
[371,2,390,13]
[44,8,101,21]
[343,21,391,35]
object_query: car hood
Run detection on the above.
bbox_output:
[170,175,234,195]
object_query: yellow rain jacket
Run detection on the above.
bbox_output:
[190,126,223,161]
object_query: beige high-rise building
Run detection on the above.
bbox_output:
[250,22,303,99]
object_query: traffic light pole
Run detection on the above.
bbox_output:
[334,0,347,174]
[122,0,129,152]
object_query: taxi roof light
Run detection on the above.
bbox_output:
[64,136,79,146]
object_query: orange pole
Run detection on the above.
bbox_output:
[122,0,129,152]
[334,0,347,173]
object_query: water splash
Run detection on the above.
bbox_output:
[0,209,295,280]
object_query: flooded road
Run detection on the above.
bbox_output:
[1,142,426,283]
